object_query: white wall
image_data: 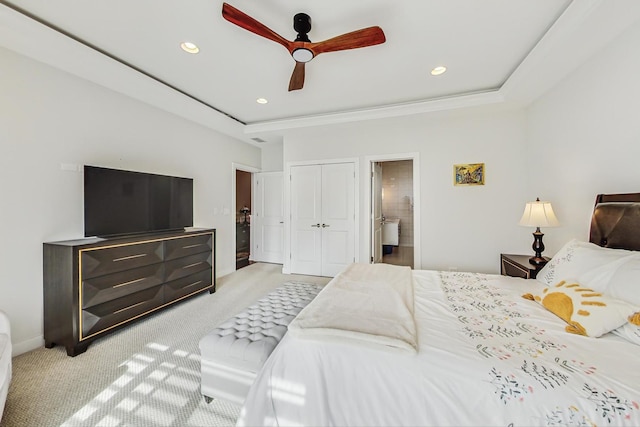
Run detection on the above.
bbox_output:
[260,142,284,172]
[0,47,260,354]
[283,108,532,273]
[526,19,640,254]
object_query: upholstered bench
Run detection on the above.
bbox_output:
[199,282,321,405]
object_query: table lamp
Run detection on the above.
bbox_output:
[518,197,559,266]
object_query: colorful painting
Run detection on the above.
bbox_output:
[454,163,485,186]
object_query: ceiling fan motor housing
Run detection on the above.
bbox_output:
[293,13,311,41]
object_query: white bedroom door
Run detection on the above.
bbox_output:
[290,163,355,277]
[371,162,383,263]
[252,172,284,264]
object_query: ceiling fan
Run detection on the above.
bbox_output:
[221,2,386,91]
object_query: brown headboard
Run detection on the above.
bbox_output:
[589,193,640,250]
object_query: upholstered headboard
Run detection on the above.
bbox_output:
[589,193,640,250]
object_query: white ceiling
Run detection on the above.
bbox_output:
[1,0,640,145]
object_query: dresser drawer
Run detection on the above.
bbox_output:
[81,285,164,339]
[164,251,212,282]
[82,263,165,309]
[81,241,163,279]
[164,269,212,302]
[164,233,213,261]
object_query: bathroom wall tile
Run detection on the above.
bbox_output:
[381,160,414,246]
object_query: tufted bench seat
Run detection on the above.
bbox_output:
[199,282,321,405]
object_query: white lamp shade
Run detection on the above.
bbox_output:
[519,199,559,227]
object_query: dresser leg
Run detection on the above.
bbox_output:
[66,342,89,357]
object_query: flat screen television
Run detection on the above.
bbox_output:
[84,165,193,237]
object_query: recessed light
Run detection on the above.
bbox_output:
[256,98,268,104]
[180,42,199,54]
[431,66,447,76]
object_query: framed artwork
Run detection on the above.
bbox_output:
[454,163,485,186]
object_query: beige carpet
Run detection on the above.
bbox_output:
[1,263,330,427]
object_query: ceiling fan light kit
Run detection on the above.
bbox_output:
[221,2,386,91]
[292,48,313,63]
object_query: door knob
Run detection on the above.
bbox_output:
[311,223,320,228]
[322,224,330,228]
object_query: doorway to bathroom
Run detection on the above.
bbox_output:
[368,154,420,269]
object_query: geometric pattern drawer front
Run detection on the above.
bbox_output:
[81,240,164,280]
[164,251,212,283]
[501,258,530,279]
[82,263,165,310]
[81,285,164,339]
[164,269,212,302]
[164,233,213,261]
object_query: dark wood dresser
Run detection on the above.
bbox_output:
[43,228,215,356]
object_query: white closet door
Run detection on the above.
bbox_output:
[290,162,355,277]
[252,172,283,264]
[320,162,355,276]
[290,165,322,275]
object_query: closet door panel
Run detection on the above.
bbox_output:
[290,165,322,275]
[321,229,352,277]
[320,163,355,277]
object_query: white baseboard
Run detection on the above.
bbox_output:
[217,268,234,278]
[12,335,44,357]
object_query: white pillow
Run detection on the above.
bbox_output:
[602,255,640,306]
[524,279,639,338]
[536,239,636,289]
[576,254,639,293]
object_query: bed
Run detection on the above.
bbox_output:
[237,193,640,427]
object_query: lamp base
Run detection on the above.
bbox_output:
[529,256,548,266]
[530,228,547,266]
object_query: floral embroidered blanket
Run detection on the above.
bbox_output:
[238,270,640,427]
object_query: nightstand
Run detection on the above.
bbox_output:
[500,254,550,279]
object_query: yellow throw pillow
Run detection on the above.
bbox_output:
[522,280,640,337]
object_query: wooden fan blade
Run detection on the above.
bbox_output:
[310,26,385,56]
[288,62,305,91]
[222,3,292,51]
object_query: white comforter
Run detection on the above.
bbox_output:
[237,270,640,427]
